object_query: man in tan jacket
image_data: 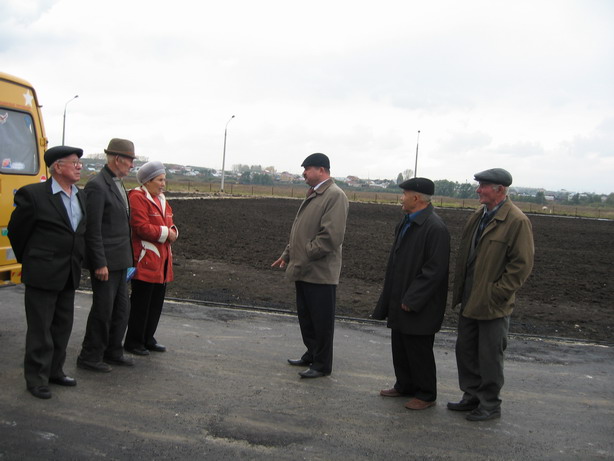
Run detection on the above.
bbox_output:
[448,168,534,421]
[272,153,349,378]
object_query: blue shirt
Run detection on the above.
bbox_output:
[51,178,83,231]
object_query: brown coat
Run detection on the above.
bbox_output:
[452,198,534,320]
[281,179,349,285]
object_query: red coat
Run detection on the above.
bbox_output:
[128,186,177,284]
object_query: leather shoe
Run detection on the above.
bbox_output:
[379,388,405,397]
[299,369,328,379]
[28,385,52,399]
[288,358,311,367]
[447,398,479,411]
[103,355,134,367]
[405,398,436,410]
[49,375,77,387]
[125,346,150,356]
[146,343,166,353]
[466,407,501,421]
[77,358,112,373]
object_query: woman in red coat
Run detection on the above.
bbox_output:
[124,161,178,355]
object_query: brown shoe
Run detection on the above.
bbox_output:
[380,388,404,397]
[405,398,436,410]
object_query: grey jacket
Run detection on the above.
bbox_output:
[84,165,133,271]
[281,179,349,285]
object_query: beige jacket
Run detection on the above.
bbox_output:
[281,179,349,285]
[452,198,534,320]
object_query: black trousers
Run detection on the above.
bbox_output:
[125,279,166,349]
[391,329,437,402]
[24,285,75,388]
[455,315,510,410]
[79,269,129,362]
[295,281,336,374]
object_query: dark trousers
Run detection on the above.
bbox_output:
[295,281,336,374]
[79,269,129,362]
[24,285,75,388]
[455,315,510,410]
[125,279,166,349]
[391,329,437,402]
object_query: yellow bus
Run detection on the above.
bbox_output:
[0,72,48,284]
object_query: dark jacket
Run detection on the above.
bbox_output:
[372,204,450,335]
[8,179,86,290]
[84,165,133,271]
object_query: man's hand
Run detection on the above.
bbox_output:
[401,303,411,312]
[94,266,109,282]
[271,257,287,269]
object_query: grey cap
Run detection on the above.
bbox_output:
[137,160,166,184]
[474,168,513,187]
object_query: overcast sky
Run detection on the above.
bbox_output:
[2,0,613,193]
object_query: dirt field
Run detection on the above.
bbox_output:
[151,195,613,344]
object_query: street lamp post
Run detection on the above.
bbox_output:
[62,95,79,145]
[414,130,420,178]
[220,115,235,192]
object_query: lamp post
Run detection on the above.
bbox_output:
[413,130,420,178]
[62,95,79,145]
[220,115,235,192]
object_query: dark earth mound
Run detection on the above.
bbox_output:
[160,196,613,344]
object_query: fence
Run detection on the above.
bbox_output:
[117,179,614,220]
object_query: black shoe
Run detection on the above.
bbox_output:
[299,369,328,379]
[77,358,112,373]
[146,343,166,353]
[466,407,501,421]
[125,346,150,356]
[288,358,311,366]
[49,375,77,387]
[447,398,480,411]
[28,385,52,399]
[103,355,134,367]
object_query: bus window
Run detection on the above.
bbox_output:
[0,108,39,175]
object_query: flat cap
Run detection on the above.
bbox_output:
[44,145,83,167]
[399,177,435,196]
[104,138,136,159]
[301,153,330,169]
[137,160,166,185]
[474,168,513,187]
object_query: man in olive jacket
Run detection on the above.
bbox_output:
[448,168,534,421]
[272,153,349,379]
[372,178,450,410]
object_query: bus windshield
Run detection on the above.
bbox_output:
[0,108,39,175]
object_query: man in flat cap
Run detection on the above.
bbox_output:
[8,146,86,399]
[372,177,450,410]
[272,153,349,378]
[77,138,136,372]
[448,168,534,421]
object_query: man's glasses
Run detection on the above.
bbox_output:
[60,160,83,168]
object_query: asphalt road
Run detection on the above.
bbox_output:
[1,285,613,460]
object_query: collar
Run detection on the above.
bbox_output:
[51,177,78,196]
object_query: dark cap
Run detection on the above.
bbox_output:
[104,138,136,159]
[301,153,330,169]
[474,168,513,187]
[399,177,435,196]
[44,145,83,167]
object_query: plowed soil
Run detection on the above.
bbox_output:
[141,196,613,343]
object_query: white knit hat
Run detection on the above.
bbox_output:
[137,161,165,184]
